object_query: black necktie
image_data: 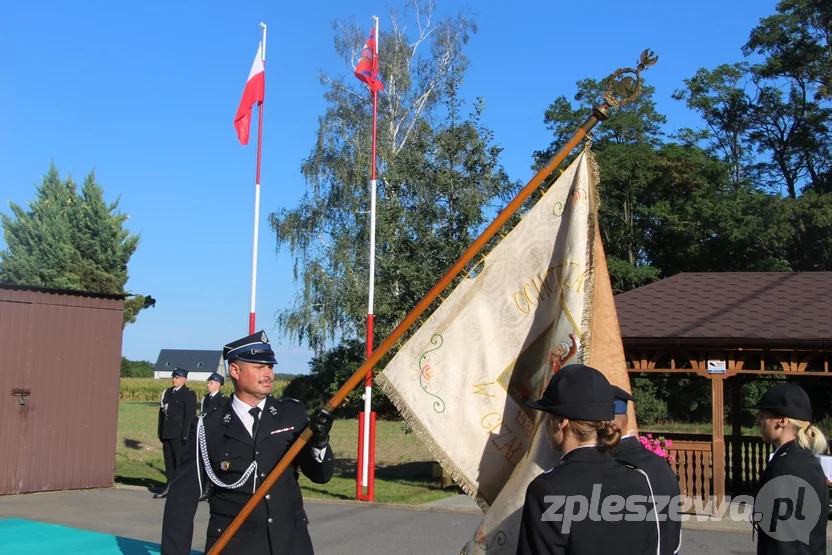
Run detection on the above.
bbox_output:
[249,407,261,441]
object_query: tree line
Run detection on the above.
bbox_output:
[279,0,832,425]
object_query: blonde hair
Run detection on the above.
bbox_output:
[791,419,829,455]
[560,419,623,451]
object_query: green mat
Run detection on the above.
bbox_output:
[0,518,200,554]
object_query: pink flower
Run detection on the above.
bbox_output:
[668,455,675,462]
[665,439,672,447]
[647,434,653,439]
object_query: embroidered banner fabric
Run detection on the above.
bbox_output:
[377,148,634,554]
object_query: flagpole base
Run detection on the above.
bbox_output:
[356,411,376,501]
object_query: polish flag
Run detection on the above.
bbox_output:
[234,42,265,146]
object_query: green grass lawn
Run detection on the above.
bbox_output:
[118,401,775,505]
[116,401,461,505]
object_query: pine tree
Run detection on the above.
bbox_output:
[0,163,153,327]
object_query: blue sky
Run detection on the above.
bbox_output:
[0,0,777,373]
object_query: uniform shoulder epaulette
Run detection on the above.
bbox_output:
[617,460,643,471]
[542,461,567,477]
[199,407,221,420]
[278,396,302,404]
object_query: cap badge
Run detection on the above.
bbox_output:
[261,331,269,343]
[220,461,230,471]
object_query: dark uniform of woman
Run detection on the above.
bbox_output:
[517,364,660,555]
[610,386,682,555]
[751,383,829,555]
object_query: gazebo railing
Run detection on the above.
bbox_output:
[640,432,774,500]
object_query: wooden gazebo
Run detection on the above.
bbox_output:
[615,272,832,510]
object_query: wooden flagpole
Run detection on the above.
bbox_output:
[207,49,658,555]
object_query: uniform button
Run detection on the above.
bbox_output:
[256,451,260,455]
[268,518,273,523]
[217,528,222,532]
[265,494,271,500]
[261,473,265,478]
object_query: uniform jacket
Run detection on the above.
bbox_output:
[202,391,228,414]
[158,386,198,442]
[517,446,660,555]
[161,394,335,555]
[611,435,682,555]
[753,440,828,555]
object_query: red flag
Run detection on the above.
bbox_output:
[354,25,383,93]
[234,41,265,145]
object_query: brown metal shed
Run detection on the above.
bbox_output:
[0,283,124,495]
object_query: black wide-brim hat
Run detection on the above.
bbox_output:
[525,364,615,421]
[223,330,278,365]
[749,383,813,422]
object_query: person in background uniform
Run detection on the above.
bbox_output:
[516,364,660,555]
[155,367,197,499]
[610,386,682,555]
[199,372,229,502]
[202,372,228,414]
[751,383,829,555]
[161,330,335,555]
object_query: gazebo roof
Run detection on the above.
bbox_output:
[614,272,832,344]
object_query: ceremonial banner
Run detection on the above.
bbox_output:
[377,147,635,554]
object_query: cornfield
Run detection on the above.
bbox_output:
[119,377,288,401]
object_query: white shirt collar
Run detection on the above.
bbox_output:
[231,395,268,437]
[173,386,182,392]
[232,394,266,412]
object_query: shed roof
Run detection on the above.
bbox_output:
[0,282,126,300]
[614,272,832,343]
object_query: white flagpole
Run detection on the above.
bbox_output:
[249,22,267,335]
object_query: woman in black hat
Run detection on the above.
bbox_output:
[516,364,660,555]
[752,382,829,555]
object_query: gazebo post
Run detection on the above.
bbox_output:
[711,375,726,512]
[731,377,744,495]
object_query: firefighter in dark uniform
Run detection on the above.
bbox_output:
[751,383,829,555]
[202,372,228,414]
[610,386,682,555]
[199,372,229,502]
[161,330,335,555]
[155,367,198,499]
[517,364,660,555]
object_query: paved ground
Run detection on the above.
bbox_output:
[0,486,831,554]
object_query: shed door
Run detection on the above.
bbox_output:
[0,299,34,495]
